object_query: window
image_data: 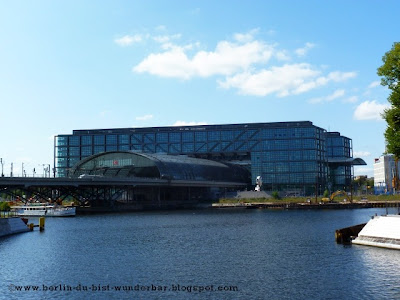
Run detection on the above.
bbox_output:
[195,132,207,142]
[106,135,117,145]
[119,145,130,151]
[69,136,80,146]
[156,144,168,153]
[57,147,68,157]
[182,143,194,153]
[156,133,168,143]
[221,131,234,141]
[81,146,92,156]
[57,158,68,167]
[169,133,181,143]
[131,144,142,151]
[119,135,129,145]
[182,132,194,142]
[69,147,80,157]
[56,136,68,146]
[68,157,80,168]
[131,134,143,144]
[144,133,155,143]
[169,143,181,153]
[208,131,220,141]
[106,145,117,151]
[94,146,105,154]
[82,135,92,145]
[94,135,105,145]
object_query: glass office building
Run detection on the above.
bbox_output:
[54,121,366,195]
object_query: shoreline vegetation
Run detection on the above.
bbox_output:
[217,194,400,204]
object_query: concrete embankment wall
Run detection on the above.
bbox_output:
[0,218,29,237]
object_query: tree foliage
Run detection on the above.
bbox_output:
[271,191,280,200]
[0,202,10,211]
[378,42,400,157]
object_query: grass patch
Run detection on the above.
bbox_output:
[218,194,400,204]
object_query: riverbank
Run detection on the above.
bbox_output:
[212,201,400,210]
[214,194,400,210]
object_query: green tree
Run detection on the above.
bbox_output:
[271,191,280,200]
[378,42,400,157]
[378,42,400,190]
[0,202,10,211]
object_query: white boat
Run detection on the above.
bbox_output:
[352,214,400,250]
[11,204,76,217]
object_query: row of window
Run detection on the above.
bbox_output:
[56,127,323,147]
[261,173,321,184]
[327,147,351,158]
[256,162,319,173]
[56,139,329,158]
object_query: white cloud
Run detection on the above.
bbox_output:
[326,71,357,82]
[295,42,315,57]
[134,39,275,80]
[129,29,357,97]
[220,66,355,98]
[153,34,181,44]
[220,63,320,97]
[327,89,345,101]
[114,34,143,46]
[353,151,371,157]
[353,100,389,121]
[233,28,259,43]
[172,121,207,126]
[343,96,358,103]
[136,114,153,121]
[308,89,345,104]
[368,80,380,89]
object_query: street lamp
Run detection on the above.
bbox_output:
[0,158,3,177]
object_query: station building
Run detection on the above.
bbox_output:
[54,121,366,197]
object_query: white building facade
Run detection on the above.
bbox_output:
[373,154,400,194]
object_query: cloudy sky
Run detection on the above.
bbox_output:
[0,0,398,177]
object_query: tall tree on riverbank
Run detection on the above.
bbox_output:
[378,42,400,190]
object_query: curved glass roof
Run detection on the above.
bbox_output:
[69,151,250,183]
[327,157,367,165]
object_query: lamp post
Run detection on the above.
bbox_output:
[0,158,3,177]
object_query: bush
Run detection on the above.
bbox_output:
[0,202,10,211]
[271,191,281,200]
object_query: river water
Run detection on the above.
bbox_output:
[1,207,400,300]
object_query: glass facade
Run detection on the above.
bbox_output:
[326,132,353,189]
[69,152,250,183]
[54,121,358,195]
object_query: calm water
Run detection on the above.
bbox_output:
[1,208,400,300]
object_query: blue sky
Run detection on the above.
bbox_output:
[0,0,398,177]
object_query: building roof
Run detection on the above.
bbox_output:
[327,157,367,165]
[69,151,251,183]
[69,121,321,135]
